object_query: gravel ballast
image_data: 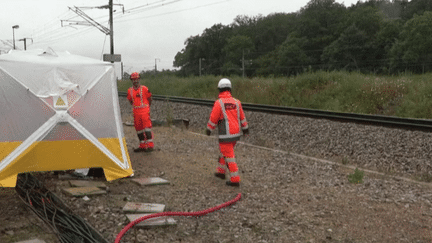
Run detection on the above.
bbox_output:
[141,98,432,177]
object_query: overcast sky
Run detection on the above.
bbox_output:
[0,0,359,75]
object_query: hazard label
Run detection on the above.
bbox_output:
[53,95,68,109]
[56,97,66,106]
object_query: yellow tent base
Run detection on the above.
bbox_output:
[0,138,132,187]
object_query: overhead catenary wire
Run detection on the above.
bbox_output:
[31,27,95,48]
[20,0,228,50]
[115,0,228,23]
[0,0,231,69]
[125,0,180,12]
[28,1,182,45]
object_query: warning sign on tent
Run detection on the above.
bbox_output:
[54,95,68,109]
[56,97,65,106]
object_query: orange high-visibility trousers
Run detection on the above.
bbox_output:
[133,108,154,149]
[217,141,240,183]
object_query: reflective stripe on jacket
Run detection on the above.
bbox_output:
[127,85,152,109]
[207,91,248,142]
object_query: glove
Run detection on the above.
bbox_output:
[243,128,249,136]
[206,129,211,136]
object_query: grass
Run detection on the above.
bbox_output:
[342,157,349,165]
[348,168,365,184]
[118,71,432,119]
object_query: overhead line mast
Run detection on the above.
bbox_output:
[62,0,123,63]
[109,0,114,63]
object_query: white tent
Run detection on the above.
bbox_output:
[0,48,133,187]
[0,40,13,54]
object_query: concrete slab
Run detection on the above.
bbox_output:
[14,239,46,243]
[68,180,107,189]
[132,177,170,186]
[62,186,106,197]
[123,121,134,126]
[126,214,176,228]
[123,202,165,213]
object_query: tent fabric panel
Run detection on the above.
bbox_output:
[68,68,118,138]
[0,142,38,183]
[110,69,129,165]
[0,141,21,163]
[99,137,128,162]
[102,137,133,182]
[42,123,86,141]
[19,140,112,170]
[0,174,17,187]
[103,164,134,182]
[103,138,133,182]
[0,50,111,98]
[0,68,56,142]
[0,139,131,186]
[0,49,134,187]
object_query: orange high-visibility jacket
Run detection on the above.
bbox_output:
[207,91,248,142]
[127,85,151,110]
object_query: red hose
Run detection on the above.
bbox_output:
[115,193,241,243]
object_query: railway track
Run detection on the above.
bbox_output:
[118,92,432,131]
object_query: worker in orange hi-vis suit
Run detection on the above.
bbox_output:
[127,72,154,152]
[206,78,249,187]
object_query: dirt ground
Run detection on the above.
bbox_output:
[2,120,432,242]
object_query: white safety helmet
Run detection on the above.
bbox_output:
[218,78,232,89]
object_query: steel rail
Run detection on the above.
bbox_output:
[118,92,432,131]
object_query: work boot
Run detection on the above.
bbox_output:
[134,147,147,152]
[145,147,154,152]
[134,143,148,152]
[226,181,240,187]
[214,172,226,180]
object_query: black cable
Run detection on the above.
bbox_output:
[15,173,108,243]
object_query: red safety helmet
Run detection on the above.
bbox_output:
[130,72,140,80]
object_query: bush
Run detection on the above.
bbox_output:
[348,168,364,184]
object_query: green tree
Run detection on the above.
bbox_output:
[373,19,402,73]
[173,24,232,76]
[253,13,298,54]
[390,11,432,73]
[274,33,311,76]
[296,0,348,69]
[374,0,404,20]
[400,0,432,20]
[322,24,369,71]
[199,24,232,75]
[231,13,298,76]
[322,4,385,72]
[222,35,255,76]
[173,35,201,76]
[255,52,277,76]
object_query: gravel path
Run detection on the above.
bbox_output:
[1,97,432,243]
